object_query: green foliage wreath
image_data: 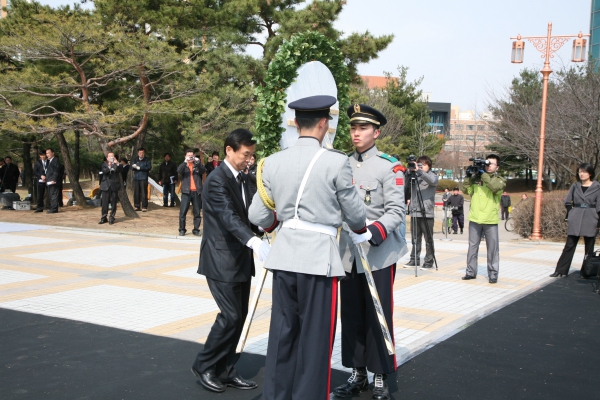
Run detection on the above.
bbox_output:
[254,32,351,158]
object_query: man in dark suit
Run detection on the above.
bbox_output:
[204,151,221,176]
[33,151,48,213]
[45,148,61,214]
[99,152,123,225]
[177,150,206,236]
[1,156,20,193]
[131,148,152,211]
[159,153,178,207]
[191,129,270,394]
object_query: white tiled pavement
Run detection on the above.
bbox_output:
[0,234,69,249]
[0,269,47,285]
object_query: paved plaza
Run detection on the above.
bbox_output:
[0,220,572,373]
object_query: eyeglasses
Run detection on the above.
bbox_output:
[487,162,497,166]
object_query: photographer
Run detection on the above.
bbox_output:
[462,154,506,283]
[446,186,464,234]
[404,155,438,270]
[177,150,206,236]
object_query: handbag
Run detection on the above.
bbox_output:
[580,249,600,279]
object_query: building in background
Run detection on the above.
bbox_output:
[592,0,600,61]
[427,102,451,136]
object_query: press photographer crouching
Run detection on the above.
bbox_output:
[462,154,506,283]
[404,155,438,270]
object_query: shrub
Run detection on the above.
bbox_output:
[511,190,568,240]
[437,179,458,192]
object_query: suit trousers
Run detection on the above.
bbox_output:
[47,184,60,212]
[554,235,596,275]
[340,262,397,374]
[193,278,251,381]
[501,207,509,220]
[466,222,499,280]
[133,179,148,209]
[452,214,464,232]
[162,182,175,206]
[36,183,46,211]
[100,189,118,220]
[409,217,435,266]
[263,270,337,400]
[179,192,201,233]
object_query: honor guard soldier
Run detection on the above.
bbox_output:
[334,104,408,400]
[248,95,369,400]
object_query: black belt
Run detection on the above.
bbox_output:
[573,203,596,208]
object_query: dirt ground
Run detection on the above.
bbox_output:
[1,181,197,235]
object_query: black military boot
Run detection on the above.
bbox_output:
[332,367,368,397]
[371,373,390,400]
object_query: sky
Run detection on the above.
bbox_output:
[36,0,593,111]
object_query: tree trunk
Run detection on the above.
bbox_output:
[118,174,139,218]
[22,141,34,197]
[74,130,80,181]
[55,131,90,208]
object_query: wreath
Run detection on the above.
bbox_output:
[254,32,351,158]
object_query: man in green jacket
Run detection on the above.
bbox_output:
[461,154,506,283]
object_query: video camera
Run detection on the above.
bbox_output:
[406,155,422,171]
[465,157,490,177]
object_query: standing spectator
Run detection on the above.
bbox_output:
[0,159,5,191]
[120,158,130,187]
[33,151,48,213]
[159,153,178,207]
[404,155,439,270]
[99,152,122,225]
[243,154,257,201]
[177,150,205,236]
[550,163,600,278]
[517,193,528,206]
[45,148,61,214]
[442,188,450,209]
[1,156,20,193]
[500,191,511,220]
[205,151,221,176]
[131,148,152,212]
[447,186,464,234]
[462,154,506,283]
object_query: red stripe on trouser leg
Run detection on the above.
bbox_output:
[326,277,338,399]
[390,266,397,369]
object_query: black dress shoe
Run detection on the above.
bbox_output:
[179,231,185,236]
[34,209,43,213]
[191,367,225,393]
[333,368,368,397]
[549,272,565,278]
[192,231,201,236]
[223,374,258,390]
[134,207,141,211]
[489,278,497,284]
[46,210,58,214]
[109,218,115,225]
[371,374,390,400]
[403,261,419,268]
[461,275,476,280]
[98,219,107,224]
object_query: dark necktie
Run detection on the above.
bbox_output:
[358,154,363,162]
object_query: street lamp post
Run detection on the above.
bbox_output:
[510,23,589,240]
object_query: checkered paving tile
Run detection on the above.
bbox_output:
[0,269,47,285]
[0,234,69,249]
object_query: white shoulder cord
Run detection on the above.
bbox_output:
[291,148,326,225]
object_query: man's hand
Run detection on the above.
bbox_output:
[158,181,162,186]
[132,164,140,170]
[349,229,372,245]
[250,238,270,261]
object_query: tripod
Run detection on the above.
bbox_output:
[407,170,439,277]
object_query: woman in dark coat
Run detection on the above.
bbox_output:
[244,154,258,201]
[550,163,600,277]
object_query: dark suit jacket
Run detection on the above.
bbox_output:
[205,160,220,176]
[2,163,20,186]
[198,163,259,283]
[100,162,123,191]
[46,157,60,183]
[159,161,178,185]
[33,159,48,181]
[178,161,206,195]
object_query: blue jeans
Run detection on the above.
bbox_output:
[163,182,176,206]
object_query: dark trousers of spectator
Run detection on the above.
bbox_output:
[179,191,201,234]
[57,182,64,206]
[1,182,17,193]
[133,179,148,209]
[501,207,509,220]
[163,182,176,206]
[47,184,60,212]
[409,217,435,267]
[36,183,46,211]
[452,214,464,233]
[100,189,118,221]
[554,235,596,275]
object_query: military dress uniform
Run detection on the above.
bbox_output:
[248,95,368,400]
[335,105,407,400]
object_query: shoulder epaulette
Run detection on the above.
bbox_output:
[377,152,398,163]
[327,148,347,156]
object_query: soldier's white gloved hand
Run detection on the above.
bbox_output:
[349,229,372,245]
[248,237,270,261]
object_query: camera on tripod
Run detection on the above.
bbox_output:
[466,157,489,177]
[406,155,422,171]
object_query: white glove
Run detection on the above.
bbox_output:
[349,229,372,245]
[132,164,140,170]
[249,237,270,261]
